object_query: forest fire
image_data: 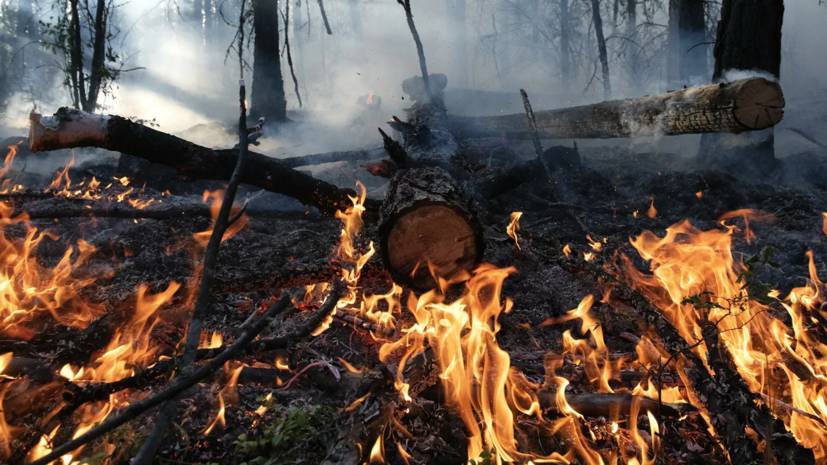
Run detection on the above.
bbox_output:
[0,0,823,462]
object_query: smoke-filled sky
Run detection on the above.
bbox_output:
[3,0,827,156]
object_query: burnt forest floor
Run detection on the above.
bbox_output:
[4,138,827,465]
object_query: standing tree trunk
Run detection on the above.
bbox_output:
[625,0,637,90]
[192,0,203,22]
[67,0,86,110]
[66,0,110,112]
[590,0,611,98]
[559,0,572,91]
[16,0,36,37]
[667,0,706,86]
[251,0,288,123]
[85,0,108,112]
[712,0,783,80]
[698,0,784,172]
[449,0,467,88]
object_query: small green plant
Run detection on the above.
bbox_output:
[233,404,335,465]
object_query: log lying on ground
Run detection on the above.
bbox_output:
[449,77,784,139]
[28,108,354,215]
[278,147,385,168]
[379,167,483,289]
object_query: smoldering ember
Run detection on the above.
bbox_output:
[1,1,827,465]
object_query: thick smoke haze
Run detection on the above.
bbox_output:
[0,0,825,159]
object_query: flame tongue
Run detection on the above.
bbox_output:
[624,217,827,460]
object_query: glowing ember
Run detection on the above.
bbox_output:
[646,197,657,219]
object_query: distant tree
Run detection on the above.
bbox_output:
[251,0,287,123]
[590,0,611,98]
[559,0,573,88]
[624,0,637,90]
[667,0,707,86]
[40,0,123,112]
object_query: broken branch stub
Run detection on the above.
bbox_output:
[449,77,784,139]
[28,108,354,215]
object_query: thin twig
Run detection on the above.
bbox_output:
[316,0,332,34]
[282,0,303,107]
[130,5,252,463]
[396,0,433,103]
[26,296,292,465]
[520,89,550,180]
[254,282,342,352]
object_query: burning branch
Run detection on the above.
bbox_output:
[27,109,357,215]
[25,295,294,465]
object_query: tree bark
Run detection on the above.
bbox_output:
[379,167,483,290]
[590,0,611,99]
[251,0,287,122]
[67,0,86,110]
[699,0,784,170]
[449,77,784,139]
[28,108,354,215]
[713,0,783,80]
[85,0,108,112]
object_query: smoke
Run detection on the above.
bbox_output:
[0,0,825,164]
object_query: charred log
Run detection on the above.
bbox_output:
[28,108,356,215]
[449,77,784,139]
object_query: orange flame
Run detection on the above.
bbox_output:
[506,212,523,251]
[646,198,657,219]
[193,189,249,247]
[623,219,827,460]
[0,201,101,339]
[199,331,224,349]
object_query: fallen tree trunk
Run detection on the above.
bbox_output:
[449,77,784,139]
[379,167,483,289]
[28,108,354,215]
[278,147,384,168]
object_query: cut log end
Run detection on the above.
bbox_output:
[29,109,110,152]
[385,203,480,289]
[380,167,483,290]
[732,77,785,130]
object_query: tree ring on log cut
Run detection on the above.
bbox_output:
[379,167,483,290]
[732,77,785,130]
